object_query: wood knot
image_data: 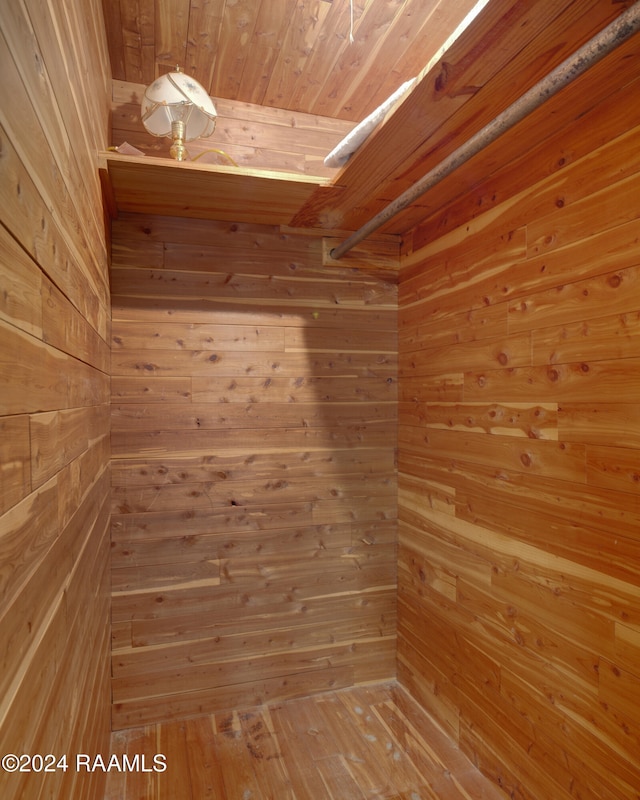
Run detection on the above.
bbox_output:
[608,274,622,288]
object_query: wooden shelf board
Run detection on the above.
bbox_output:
[99,152,330,226]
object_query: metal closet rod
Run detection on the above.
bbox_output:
[329,1,640,261]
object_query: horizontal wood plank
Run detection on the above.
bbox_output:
[397,35,640,798]
[109,215,398,724]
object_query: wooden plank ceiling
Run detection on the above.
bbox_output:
[101,0,480,123]
[101,0,639,237]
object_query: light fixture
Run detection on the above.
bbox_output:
[141,67,217,161]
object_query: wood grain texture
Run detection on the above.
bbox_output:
[102,0,481,123]
[110,212,398,728]
[110,79,352,177]
[105,682,506,800]
[101,152,328,226]
[291,0,638,234]
[0,1,112,799]
[397,46,640,800]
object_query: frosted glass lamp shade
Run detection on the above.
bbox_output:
[141,69,217,158]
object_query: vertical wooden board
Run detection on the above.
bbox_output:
[236,41,277,108]
[212,715,265,800]
[106,724,161,800]
[156,720,192,800]
[155,0,189,73]
[267,700,339,800]
[100,0,125,81]
[237,0,296,105]
[309,0,412,120]
[210,0,259,98]
[184,1,223,90]
[261,0,332,111]
[120,0,155,84]
[237,707,297,799]
[333,687,426,796]
[313,755,370,799]
[306,693,395,795]
[183,716,224,799]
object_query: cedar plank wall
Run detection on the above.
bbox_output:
[110,214,398,729]
[110,79,352,178]
[0,1,111,800]
[397,35,640,800]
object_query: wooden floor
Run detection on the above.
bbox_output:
[105,682,506,799]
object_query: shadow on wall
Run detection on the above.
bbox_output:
[108,213,399,728]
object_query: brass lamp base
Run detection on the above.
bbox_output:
[169,119,187,161]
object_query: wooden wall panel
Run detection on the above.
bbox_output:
[110,212,398,729]
[111,79,352,178]
[0,1,111,799]
[397,77,640,800]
